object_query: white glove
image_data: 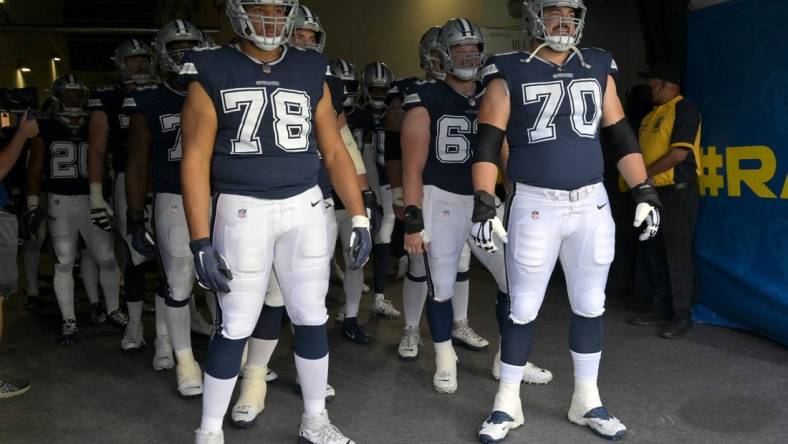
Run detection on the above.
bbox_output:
[633,202,660,241]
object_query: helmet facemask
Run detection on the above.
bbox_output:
[114,39,158,85]
[442,42,485,81]
[226,0,299,51]
[524,1,586,52]
[156,20,204,74]
[51,77,89,128]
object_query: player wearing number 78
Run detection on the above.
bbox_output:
[179,1,370,443]
[474,1,662,443]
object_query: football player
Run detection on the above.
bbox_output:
[180,1,371,443]
[474,1,661,441]
[124,19,205,397]
[86,39,162,353]
[25,75,122,345]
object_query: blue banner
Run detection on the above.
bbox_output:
[686,0,788,345]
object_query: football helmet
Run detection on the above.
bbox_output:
[523,0,587,52]
[114,39,157,85]
[360,62,394,110]
[437,18,486,81]
[419,26,445,81]
[50,74,90,128]
[154,19,204,74]
[290,4,326,52]
[226,0,300,51]
[329,59,359,108]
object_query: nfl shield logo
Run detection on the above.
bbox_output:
[238,209,247,219]
[531,211,540,220]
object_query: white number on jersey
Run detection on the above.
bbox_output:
[159,114,183,161]
[50,141,88,179]
[436,115,477,164]
[221,87,312,155]
[521,79,602,143]
[372,129,386,167]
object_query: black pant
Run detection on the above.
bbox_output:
[645,183,699,318]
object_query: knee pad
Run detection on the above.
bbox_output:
[569,314,603,354]
[568,278,606,318]
[97,257,118,271]
[251,305,285,340]
[54,262,74,274]
[292,324,328,360]
[218,292,263,340]
[508,292,544,324]
[500,320,535,366]
[164,289,190,308]
[165,257,194,302]
[205,334,247,379]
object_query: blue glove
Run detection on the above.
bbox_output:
[347,216,372,270]
[127,211,156,257]
[189,238,232,292]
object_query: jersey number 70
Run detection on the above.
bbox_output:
[521,79,602,144]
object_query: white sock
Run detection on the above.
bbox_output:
[499,362,525,385]
[571,351,602,409]
[166,304,191,355]
[80,251,99,304]
[493,379,522,413]
[98,261,121,313]
[402,277,427,328]
[127,300,143,323]
[246,338,278,368]
[452,279,469,323]
[434,339,453,356]
[294,353,328,416]
[155,296,169,337]
[374,292,384,303]
[200,373,238,432]
[53,268,75,320]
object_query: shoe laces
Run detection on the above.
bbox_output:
[311,422,346,442]
[456,325,484,342]
[62,319,78,334]
[403,329,421,348]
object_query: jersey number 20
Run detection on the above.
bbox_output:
[50,141,88,179]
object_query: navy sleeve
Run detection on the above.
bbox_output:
[179,50,214,97]
[401,83,429,113]
[480,55,507,89]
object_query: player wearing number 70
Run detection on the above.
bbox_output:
[179,1,371,443]
[26,75,122,346]
[474,1,663,443]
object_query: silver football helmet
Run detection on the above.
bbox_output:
[360,62,394,110]
[113,39,157,85]
[523,0,587,52]
[50,74,90,128]
[329,59,358,108]
[226,0,300,51]
[155,19,204,74]
[419,26,445,81]
[290,4,326,52]
[437,18,486,81]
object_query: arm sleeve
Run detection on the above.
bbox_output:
[669,100,701,150]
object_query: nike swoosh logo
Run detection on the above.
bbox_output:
[597,203,607,210]
[311,201,321,207]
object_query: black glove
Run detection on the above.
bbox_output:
[471,191,508,253]
[127,210,156,257]
[631,182,662,241]
[362,188,383,236]
[24,206,47,239]
[190,238,233,292]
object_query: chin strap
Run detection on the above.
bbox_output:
[524,41,591,69]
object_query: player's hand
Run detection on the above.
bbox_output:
[471,191,508,253]
[127,211,156,257]
[362,188,383,236]
[17,111,39,139]
[631,182,662,241]
[347,215,372,270]
[23,206,48,239]
[89,183,114,232]
[189,238,232,293]
[404,230,430,255]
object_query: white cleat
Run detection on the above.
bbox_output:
[371,298,401,319]
[107,309,129,329]
[478,389,525,443]
[190,307,214,337]
[398,327,421,360]
[266,368,279,382]
[452,318,489,351]
[433,348,458,394]
[298,409,354,444]
[176,360,203,398]
[296,377,336,403]
[231,366,268,428]
[491,349,553,385]
[152,335,174,370]
[335,305,345,323]
[194,428,223,444]
[568,402,627,441]
[120,320,145,352]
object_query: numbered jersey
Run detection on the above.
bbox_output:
[386,76,419,106]
[39,118,90,196]
[370,111,388,186]
[180,45,327,199]
[481,48,618,191]
[123,83,186,195]
[88,85,131,174]
[403,80,483,196]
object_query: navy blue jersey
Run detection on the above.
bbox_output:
[481,48,618,191]
[180,45,328,199]
[123,82,186,195]
[369,112,388,186]
[88,85,130,173]
[402,79,483,196]
[316,74,348,199]
[386,76,419,106]
[38,118,90,196]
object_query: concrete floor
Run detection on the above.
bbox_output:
[0,266,786,444]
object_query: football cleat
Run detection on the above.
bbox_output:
[335,305,345,324]
[398,327,421,360]
[0,377,31,399]
[452,319,489,351]
[478,410,524,444]
[433,348,458,394]
[59,319,78,345]
[298,409,354,444]
[231,366,268,428]
[194,428,223,444]
[491,349,553,385]
[266,368,279,382]
[107,309,129,329]
[89,302,106,325]
[341,319,371,345]
[153,336,174,370]
[371,298,401,319]
[568,405,627,441]
[120,320,145,352]
[176,360,203,398]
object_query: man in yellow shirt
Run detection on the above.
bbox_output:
[628,63,701,338]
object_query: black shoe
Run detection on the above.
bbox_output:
[89,302,106,325]
[24,295,39,309]
[629,311,671,326]
[341,318,371,345]
[660,317,692,338]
